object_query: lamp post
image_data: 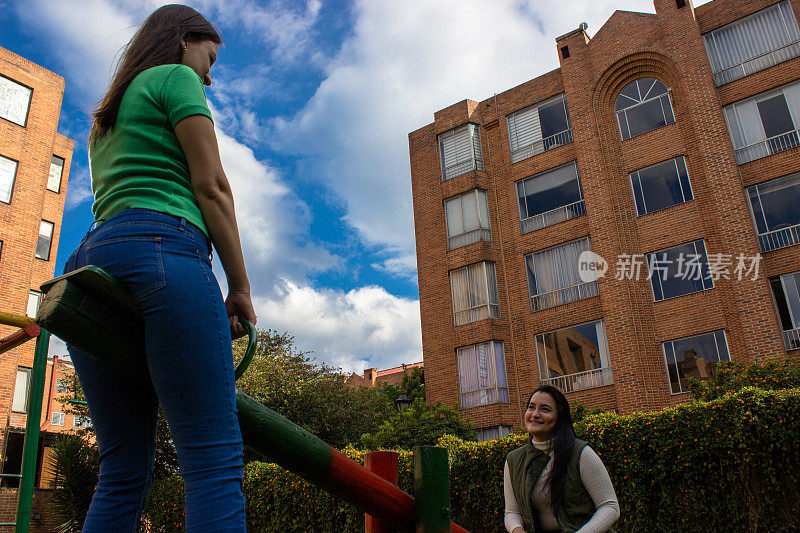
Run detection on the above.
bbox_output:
[394,393,412,411]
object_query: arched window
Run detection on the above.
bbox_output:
[615,78,675,140]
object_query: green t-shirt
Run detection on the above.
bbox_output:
[90,64,213,235]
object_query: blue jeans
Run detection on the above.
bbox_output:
[64,209,246,532]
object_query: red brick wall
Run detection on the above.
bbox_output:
[0,45,73,524]
[410,0,800,432]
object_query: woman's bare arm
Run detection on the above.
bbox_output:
[174,114,256,337]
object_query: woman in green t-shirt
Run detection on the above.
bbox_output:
[63,5,253,531]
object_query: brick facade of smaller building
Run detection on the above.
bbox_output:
[410,0,800,435]
[0,45,73,529]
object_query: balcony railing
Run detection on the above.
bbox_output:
[783,327,800,351]
[460,386,510,408]
[454,303,500,326]
[520,200,585,234]
[758,223,800,252]
[735,129,800,164]
[714,41,800,86]
[442,156,484,182]
[448,228,492,250]
[510,129,573,164]
[542,367,614,393]
[531,280,598,312]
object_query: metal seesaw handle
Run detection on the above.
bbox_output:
[234,320,257,381]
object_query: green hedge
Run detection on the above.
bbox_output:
[144,387,800,532]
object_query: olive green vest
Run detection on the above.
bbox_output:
[506,438,614,533]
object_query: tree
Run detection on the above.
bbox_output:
[233,329,396,449]
[380,365,425,405]
[360,398,475,450]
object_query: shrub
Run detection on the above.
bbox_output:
[688,357,800,401]
[142,387,800,532]
[47,434,99,533]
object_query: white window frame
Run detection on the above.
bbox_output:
[0,154,18,204]
[438,124,484,181]
[746,172,800,252]
[74,415,92,429]
[506,94,572,164]
[35,220,54,261]
[27,290,41,319]
[615,79,675,140]
[0,75,33,127]
[629,156,693,216]
[703,1,800,86]
[525,237,599,312]
[456,341,509,409]
[47,156,64,193]
[444,189,491,250]
[475,425,513,442]
[450,262,500,326]
[662,330,730,394]
[12,368,31,413]
[516,161,585,233]
[646,239,714,302]
[51,412,65,426]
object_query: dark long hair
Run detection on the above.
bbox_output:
[91,4,221,142]
[529,385,575,513]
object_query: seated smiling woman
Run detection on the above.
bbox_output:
[503,385,620,533]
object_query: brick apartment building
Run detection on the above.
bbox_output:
[345,361,424,388]
[0,46,73,523]
[409,0,800,438]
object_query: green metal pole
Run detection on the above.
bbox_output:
[14,329,50,533]
[412,446,451,533]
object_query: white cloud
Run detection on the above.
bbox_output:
[254,280,421,374]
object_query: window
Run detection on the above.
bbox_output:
[0,75,32,127]
[56,379,69,394]
[615,78,675,140]
[770,271,800,350]
[35,220,54,260]
[535,319,613,393]
[47,156,64,193]
[507,94,572,163]
[704,1,800,86]
[517,161,585,233]
[27,290,41,318]
[1,433,24,488]
[457,341,509,408]
[663,330,730,394]
[12,368,31,413]
[74,415,92,429]
[747,172,800,252]
[723,80,800,164]
[0,155,18,204]
[438,124,484,181]
[525,237,599,312]
[51,412,65,426]
[475,425,513,442]
[647,240,713,301]
[450,262,500,325]
[630,157,693,215]
[445,189,491,249]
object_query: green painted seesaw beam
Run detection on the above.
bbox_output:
[35,266,468,533]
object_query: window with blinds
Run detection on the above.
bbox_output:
[51,412,65,426]
[48,156,64,193]
[516,161,585,233]
[747,172,800,251]
[475,425,513,442]
[445,189,491,249]
[450,262,500,326]
[506,94,572,164]
[12,368,31,413]
[36,220,54,261]
[525,237,598,312]
[438,123,483,181]
[535,319,614,393]
[704,1,800,86]
[662,330,730,394]
[0,155,18,204]
[770,271,800,350]
[723,79,800,164]
[0,75,32,127]
[456,341,509,408]
[27,290,41,319]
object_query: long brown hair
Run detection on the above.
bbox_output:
[91,4,221,143]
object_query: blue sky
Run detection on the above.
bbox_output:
[1,0,708,372]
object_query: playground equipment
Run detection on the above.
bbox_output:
[16,265,470,532]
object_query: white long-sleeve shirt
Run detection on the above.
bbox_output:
[503,440,620,533]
